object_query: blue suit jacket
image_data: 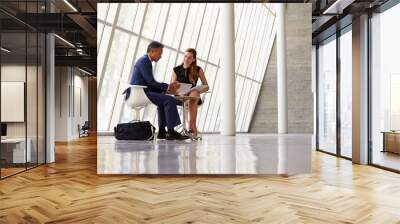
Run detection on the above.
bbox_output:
[129,55,168,93]
[123,55,168,100]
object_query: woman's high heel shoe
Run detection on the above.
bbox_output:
[188,129,201,141]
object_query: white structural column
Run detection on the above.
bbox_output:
[219,3,236,136]
[46,30,55,163]
[277,137,288,174]
[45,0,55,163]
[352,14,369,164]
[312,45,317,149]
[277,3,288,134]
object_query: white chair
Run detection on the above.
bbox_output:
[124,85,152,121]
[124,85,157,143]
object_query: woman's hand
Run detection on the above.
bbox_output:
[198,68,209,93]
[201,85,209,94]
[167,81,180,94]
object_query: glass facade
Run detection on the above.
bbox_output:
[339,29,352,158]
[315,2,400,172]
[0,1,46,179]
[316,27,352,158]
[97,3,277,133]
[371,3,400,171]
[317,36,337,154]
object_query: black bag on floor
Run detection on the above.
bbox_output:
[114,121,155,141]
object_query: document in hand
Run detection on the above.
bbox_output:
[176,83,192,95]
[189,85,208,93]
[176,83,208,95]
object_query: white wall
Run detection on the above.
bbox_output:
[1,65,38,137]
[72,73,89,138]
[55,67,69,141]
[55,67,89,141]
[1,65,26,139]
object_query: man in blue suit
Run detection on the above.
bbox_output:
[128,41,188,140]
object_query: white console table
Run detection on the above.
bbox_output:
[1,138,31,163]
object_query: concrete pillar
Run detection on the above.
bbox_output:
[277,3,288,134]
[219,3,236,136]
[352,14,369,164]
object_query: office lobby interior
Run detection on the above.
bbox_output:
[1,0,400,223]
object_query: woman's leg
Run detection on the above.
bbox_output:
[188,90,200,135]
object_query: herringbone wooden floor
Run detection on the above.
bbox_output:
[1,135,400,224]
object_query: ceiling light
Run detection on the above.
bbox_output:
[76,48,85,55]
[54,34,75,48]
[63,0,78,12]
[78,67,93,76]
[322,0,355,15]
[1,47,11,53]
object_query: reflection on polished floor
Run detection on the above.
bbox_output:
[97,134,312,175]
[373,151,400,171]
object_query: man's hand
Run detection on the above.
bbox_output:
[167,81,180,94]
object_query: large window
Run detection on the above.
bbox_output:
[371,3,400,171]
[339,28,352,158]
[97,3,277,133]
[316,26,353,159]
[317,36,337,155]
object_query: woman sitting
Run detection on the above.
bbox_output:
[170,48,209,137]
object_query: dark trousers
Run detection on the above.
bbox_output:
[145,91,181,130]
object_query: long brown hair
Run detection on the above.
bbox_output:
[183,48,198,84]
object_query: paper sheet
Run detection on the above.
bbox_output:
[176,83,192,95]
[190,85,208,93]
